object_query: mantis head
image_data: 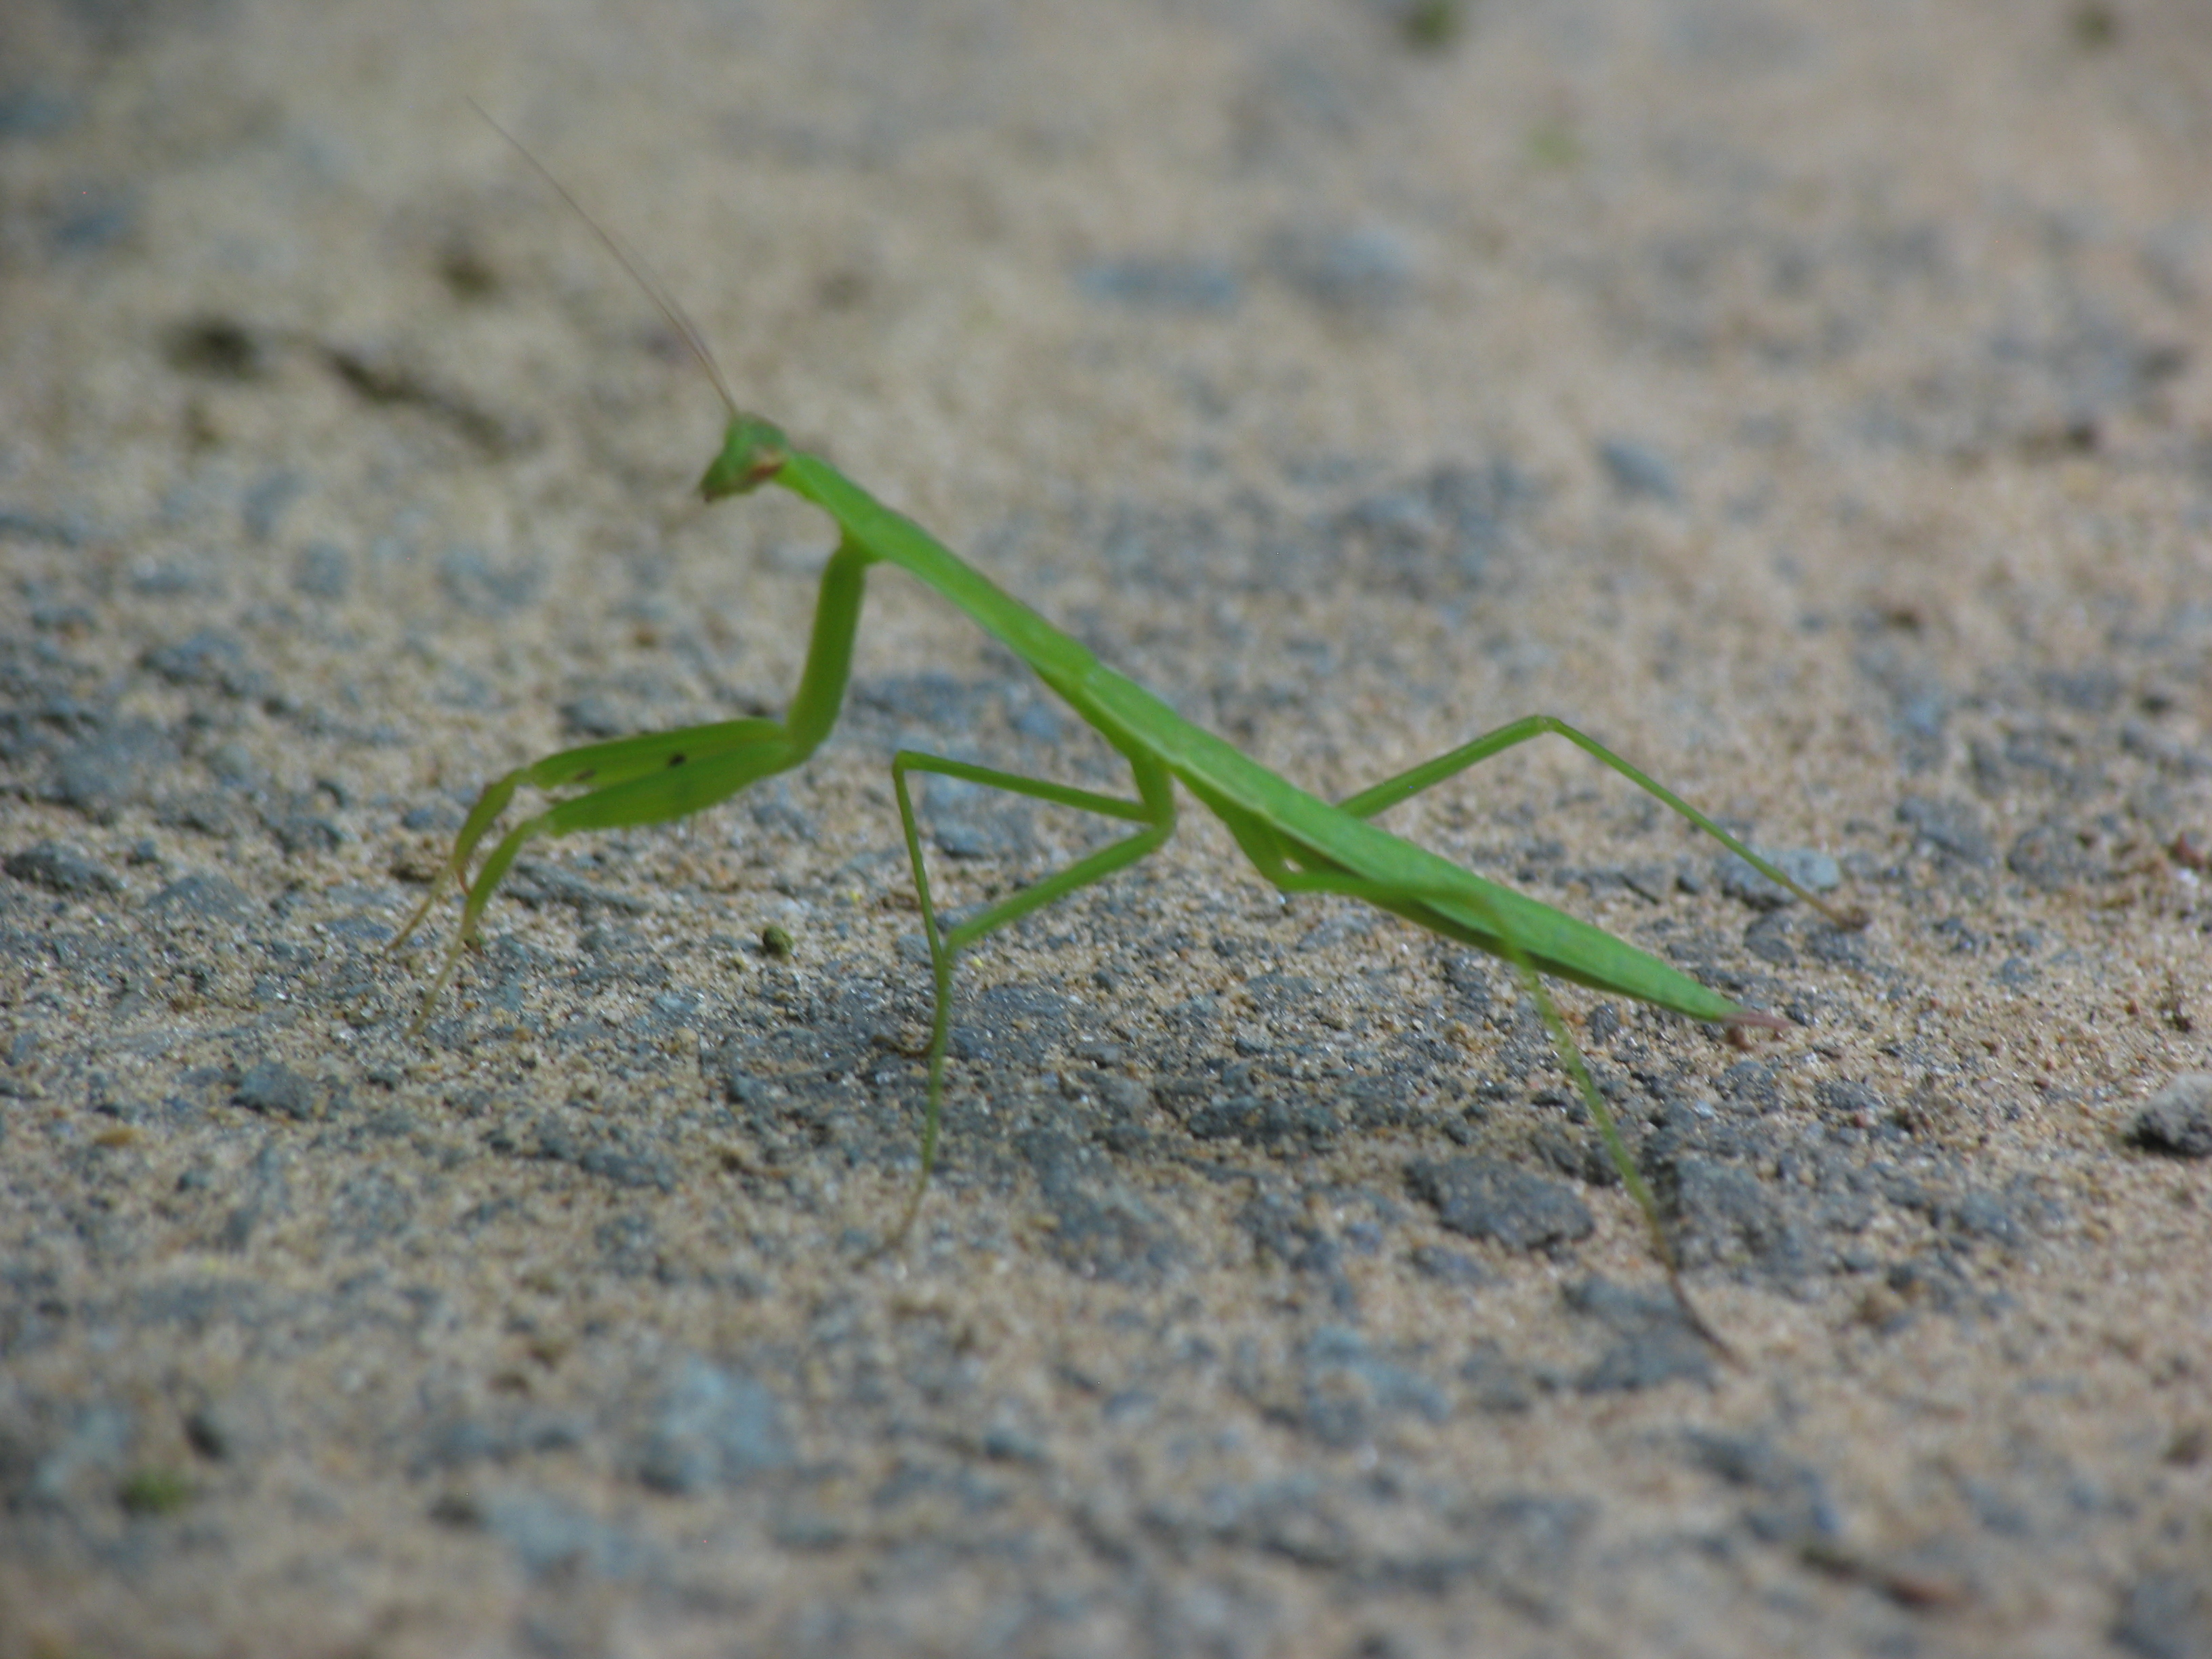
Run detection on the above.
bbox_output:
[700,415,792,499]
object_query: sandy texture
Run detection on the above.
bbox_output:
[2,1,2211,1654]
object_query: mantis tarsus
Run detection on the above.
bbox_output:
[396,125,1866,1341]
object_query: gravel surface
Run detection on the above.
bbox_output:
[2,1,2210,1655]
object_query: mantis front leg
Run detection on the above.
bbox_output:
[390,537,879,1033]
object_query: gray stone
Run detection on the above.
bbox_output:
[1406,1158,1595,1252]
[2112,1570,2212,1659]
[2007,821,2101,891]
[1408,1244,1492,1288]
[1715,846,1842,908]
[148,873,251,920]
[3,841,120,897]
[1658,1154,1811,1277]
[1187,1093,1339,1147]
[2129,1075,2212,1159]
[1897,794,1993,864]
[637,1355,794,1494]
[234,1062,316,1120]
[1268,224,1415,314]
[1075,256,1240,312]
[480,1488,658,1580]
[48,720,178,819]
[293,541,351,599]
[1597,436,1680,501]
[1567,1277,1716,1392]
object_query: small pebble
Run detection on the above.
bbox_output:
[2130,1075,2212,1159]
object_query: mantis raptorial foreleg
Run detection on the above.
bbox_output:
[392,537,874,1032]
[390,719,787,1017]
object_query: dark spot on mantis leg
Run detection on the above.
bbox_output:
[574,769,596,782]
[667,752,687,767]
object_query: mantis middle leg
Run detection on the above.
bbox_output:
[887,745,1178,1240]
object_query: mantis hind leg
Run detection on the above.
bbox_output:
[1338,714,1863,929]
[1213,800,1732,1357]
[885,747,1176,1246]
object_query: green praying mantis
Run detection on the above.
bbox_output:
[395,125,1866,1337]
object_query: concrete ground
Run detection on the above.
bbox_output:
[1,1,2209,1654]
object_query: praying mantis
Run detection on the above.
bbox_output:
[395,125,1866,1336]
